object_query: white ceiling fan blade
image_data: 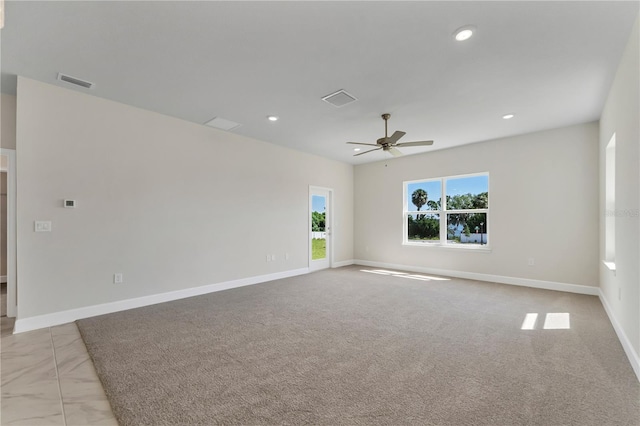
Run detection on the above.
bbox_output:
[387,147,403,157]
[385,130,406,145]
[354,147,382,156]
[347,142,379,147]
[395,140,434,147]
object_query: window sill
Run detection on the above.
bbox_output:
[403,241,492,253]
[603,260,616,275]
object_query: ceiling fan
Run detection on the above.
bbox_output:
[347,113,433,157]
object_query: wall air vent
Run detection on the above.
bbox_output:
[57,73,95,89]
[321,89,357,108]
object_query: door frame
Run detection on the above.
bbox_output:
[309,186,333,271]
[1,148,17,318]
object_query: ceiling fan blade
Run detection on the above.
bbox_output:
[395,140,434,147]
[347,142,379,147]
[354,147,382,156]
[387,147,403,157]
[385,130,406,145]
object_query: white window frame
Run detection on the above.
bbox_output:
[403,172,490,250]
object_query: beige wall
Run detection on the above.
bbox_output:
[15,77,354,319]
[599,16,639,354]
[354,122,599,287]
[1,94,17,150]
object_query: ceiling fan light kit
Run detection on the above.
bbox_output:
[346,113,433,157]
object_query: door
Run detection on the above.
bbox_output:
[309,187,332,271]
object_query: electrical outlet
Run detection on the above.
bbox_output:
[272,254,276,261]
[266,255,271,262]
[527,258,535,266]
[113,273,123,284]
[35,221,52,232]
[286,253,290,260]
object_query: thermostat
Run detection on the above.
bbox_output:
[64,199,77,208]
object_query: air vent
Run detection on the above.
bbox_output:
[321,89,357,108]
[204,117,241,131]
[57,73,94,89]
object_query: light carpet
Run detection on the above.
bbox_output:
[77,266,640,425]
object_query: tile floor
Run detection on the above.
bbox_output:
[1,317,117,425]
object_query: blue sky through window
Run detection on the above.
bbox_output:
[312,195,326,213]
[406,180,441,211]
[446,175,488,198]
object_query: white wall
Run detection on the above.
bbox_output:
[15,77,353,319]
[599,17,639,356]
[354,122,599,288]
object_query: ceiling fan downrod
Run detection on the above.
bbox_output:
[382,113,390,140]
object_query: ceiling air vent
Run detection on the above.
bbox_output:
[204,116,241,131]
[321,89,357,108]
[57,73,94,89]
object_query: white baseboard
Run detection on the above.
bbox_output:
[332,259,354,268]
[353,260,600,296]
[13,267,309,334]
[0,275,6,283]
[598,289,640,382]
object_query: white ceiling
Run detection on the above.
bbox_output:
[1,1,637,164]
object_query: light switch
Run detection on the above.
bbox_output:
[35,221,52,232]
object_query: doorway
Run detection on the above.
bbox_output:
[309,187,332,272]
[1,149,16,318]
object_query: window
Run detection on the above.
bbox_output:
[404,173,489,248]
[605,134,616,267]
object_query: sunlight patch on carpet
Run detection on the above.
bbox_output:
[521,312,570,330]
[521,313,539,330]
[544,313,571,329]
[360,269,450,281]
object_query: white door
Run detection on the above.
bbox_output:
[309,187,331,271]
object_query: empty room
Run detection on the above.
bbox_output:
[1,1,639,425]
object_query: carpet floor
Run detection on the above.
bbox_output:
[77,266,640,425]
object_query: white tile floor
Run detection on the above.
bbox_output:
[1,317,117,425]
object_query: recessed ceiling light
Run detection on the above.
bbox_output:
[353,148,361,152]
[502,114,515,120]
[267,115,279,122]
[453,25,476,41]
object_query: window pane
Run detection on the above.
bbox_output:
[447,213,487,245]
[311,195,326,259]
[311,195,326,232]
[312,237,326,260]
[407,180,441,211]
[407,213,440,242]
[445,175,488,210]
